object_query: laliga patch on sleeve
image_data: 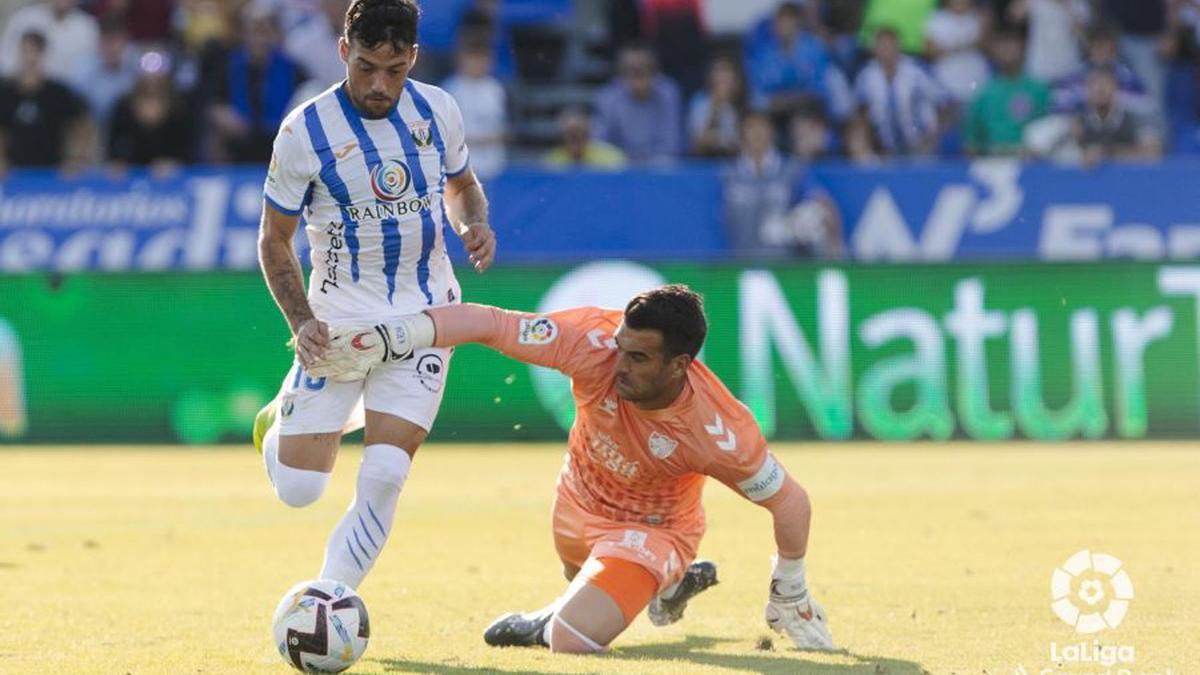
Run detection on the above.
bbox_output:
[737,454,784,503]
[518,317,558,345]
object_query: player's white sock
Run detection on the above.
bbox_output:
[319,443,412,589]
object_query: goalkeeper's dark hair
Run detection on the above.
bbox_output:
[624,285,707,360]
[345,0,420,51]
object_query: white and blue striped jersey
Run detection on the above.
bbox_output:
[264,80,469,322]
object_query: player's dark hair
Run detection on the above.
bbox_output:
[624,285,707,360]
[345,0,420,51]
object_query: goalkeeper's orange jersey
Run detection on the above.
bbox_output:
[482,307,783,535]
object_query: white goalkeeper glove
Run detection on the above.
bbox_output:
[307,313,435,382]
[764,557,835,652]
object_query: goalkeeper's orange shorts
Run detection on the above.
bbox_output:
[551,486,701,618]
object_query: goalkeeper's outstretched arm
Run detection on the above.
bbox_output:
[757,471,812,561]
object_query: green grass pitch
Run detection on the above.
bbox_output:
[1,443,1196,674]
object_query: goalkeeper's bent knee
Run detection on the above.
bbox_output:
[273,463,330,507]
[548,616,607,654]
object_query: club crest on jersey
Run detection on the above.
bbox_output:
[518,317,558,345]
[369,159,413,202]
[648,431,678,459]
[409,121,433,148]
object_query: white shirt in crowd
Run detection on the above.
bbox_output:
[0,2,99,90]
[284,12,345,88]
[1025,0,1090,82]
[854,56,943,154]
[925,9,991,103]
[442,74,507,179]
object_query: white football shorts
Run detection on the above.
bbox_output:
[276,347,452,435]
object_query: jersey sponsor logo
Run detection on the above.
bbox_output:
[738,455,784,503]
[334,142,357,159]
[320,221,345,294]
[346,193,434,222]
[517,317,558,345]
[369,159,413,202]
[408,122,433,149]
[588,431,639,479]
[648,431,678,459]
[414,353,445,393]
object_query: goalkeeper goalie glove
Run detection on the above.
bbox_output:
[763,557,835,652]
[307,313,435,382]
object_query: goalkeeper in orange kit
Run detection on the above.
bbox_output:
[309,285,835,653]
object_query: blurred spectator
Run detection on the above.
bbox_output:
[0,31,91,173]
[724,110,842,260]
[822,0,868,75]
[456,0,515,81]
[789,99,836,161]
[687,55,747,157]
[1053,24,1150,118]
[176,0,232,54]
[544,107,627,170]
[843,110,884,164]
[0,0,99,92]
[964,28,1050,155]
[1008,0,1090,82]
[1099,0,1174,133]
[854,26,944,156]
[640,0,708,95]
[285,0,348,88]
[1074,67,1161,165]
[924,0,990,104]
[208,2,305,163]
[79,16,138,127]
[107,52,194,174]
[91,0,175,43]
[746,2,831,118]
[594,43,683,164]
[859,0,937,54]
[443,39,507,179]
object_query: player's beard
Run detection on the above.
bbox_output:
[347,85,399,120]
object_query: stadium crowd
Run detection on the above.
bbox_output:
[0,0,1194,256]
[0,0,1195,173]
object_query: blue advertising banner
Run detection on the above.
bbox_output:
[0,166,727,271]
[4,160,1200,270]
[820,159,1200,261]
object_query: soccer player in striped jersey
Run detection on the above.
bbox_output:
[314,286,836,653]
[253,0,497,591]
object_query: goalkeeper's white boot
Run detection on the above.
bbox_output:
[648,560,719,627]
[252,397,278,455]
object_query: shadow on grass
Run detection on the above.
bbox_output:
[370,634,925,675]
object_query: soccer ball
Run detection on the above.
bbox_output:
[272,579,370,673]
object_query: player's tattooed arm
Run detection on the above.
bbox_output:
[259,202,329,367]
[445,167,496,272]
